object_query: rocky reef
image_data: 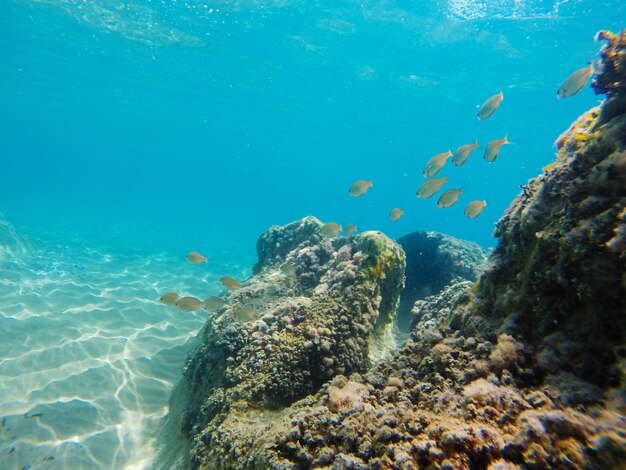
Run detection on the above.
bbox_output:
[155,217,406,468]
[396,232,487,330]
[155,30,626,469]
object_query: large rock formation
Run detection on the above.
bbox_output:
[455,29,626,388]
[155,216,406,468]
[396,231,487,330]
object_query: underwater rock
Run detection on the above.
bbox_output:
[456,69,626,388]
[154,217,405,469]
[396,231,487,329]
[252,216,323,275]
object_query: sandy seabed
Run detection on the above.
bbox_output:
[0,225,248,470]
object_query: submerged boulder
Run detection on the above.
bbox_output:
[155,217,405,469]
[396,231,487,330]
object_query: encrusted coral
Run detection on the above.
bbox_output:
[397,232,487,328]
[592,30,626,98]
[155,217,405,469]
[456,60,626,386]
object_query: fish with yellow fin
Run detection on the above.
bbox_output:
[349,180,373,197]
[186,251,207,264]
[423,150,452,178]
[389,208,404,221]
[417,176,448,199]
[159,292,179,306]
[464,200,487,218]
[484,136,511,162]
[203,296,229,312]
[320,222,342,238]
[437,188,463,208]
[477,90,503,121]
[344,224,357,237]
[175,296,205,312]
[453,140,479,166]
[557,64,593,99]
[220,276,243,289]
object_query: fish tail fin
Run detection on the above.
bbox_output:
[474,139,479,147]
[500,88,504,100]
[504,135,514,145]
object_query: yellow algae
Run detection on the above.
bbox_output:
[423,150,452,178]
[349,180,373,197]
[542,162,557,173]
[220,276,243,289]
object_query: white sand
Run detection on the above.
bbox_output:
[0,225,249,469]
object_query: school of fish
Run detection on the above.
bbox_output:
[158,64,592,318]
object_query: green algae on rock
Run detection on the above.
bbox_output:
[154,217,405,469]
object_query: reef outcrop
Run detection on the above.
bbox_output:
[156,30,626,470]
[155,216,406,468]
[396,231,487,329]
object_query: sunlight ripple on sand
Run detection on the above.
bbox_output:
[0,234,249,469]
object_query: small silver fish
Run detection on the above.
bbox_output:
[233,306,257,323]
[417,176,448,199]
[389,208,404,221]
[175,296,205,312]
[557,64,593,99]
[453,140,479,166]
[203,296,228,312]
[280,262,296,277]
[320,222,342,238]
[464,200,487,218]
[478,90,504,121]
[437,188,463,208]
[159,292,179,306]
[344,224,357,237]
[484,136,510,163]
[423,151,452,178]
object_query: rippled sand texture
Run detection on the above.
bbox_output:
[0,229,247,469]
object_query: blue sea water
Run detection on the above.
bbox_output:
[0,0,624,468]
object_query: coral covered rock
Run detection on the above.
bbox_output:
[456,72,626,386]
[154,217,405,468]
[396,231,487,329]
